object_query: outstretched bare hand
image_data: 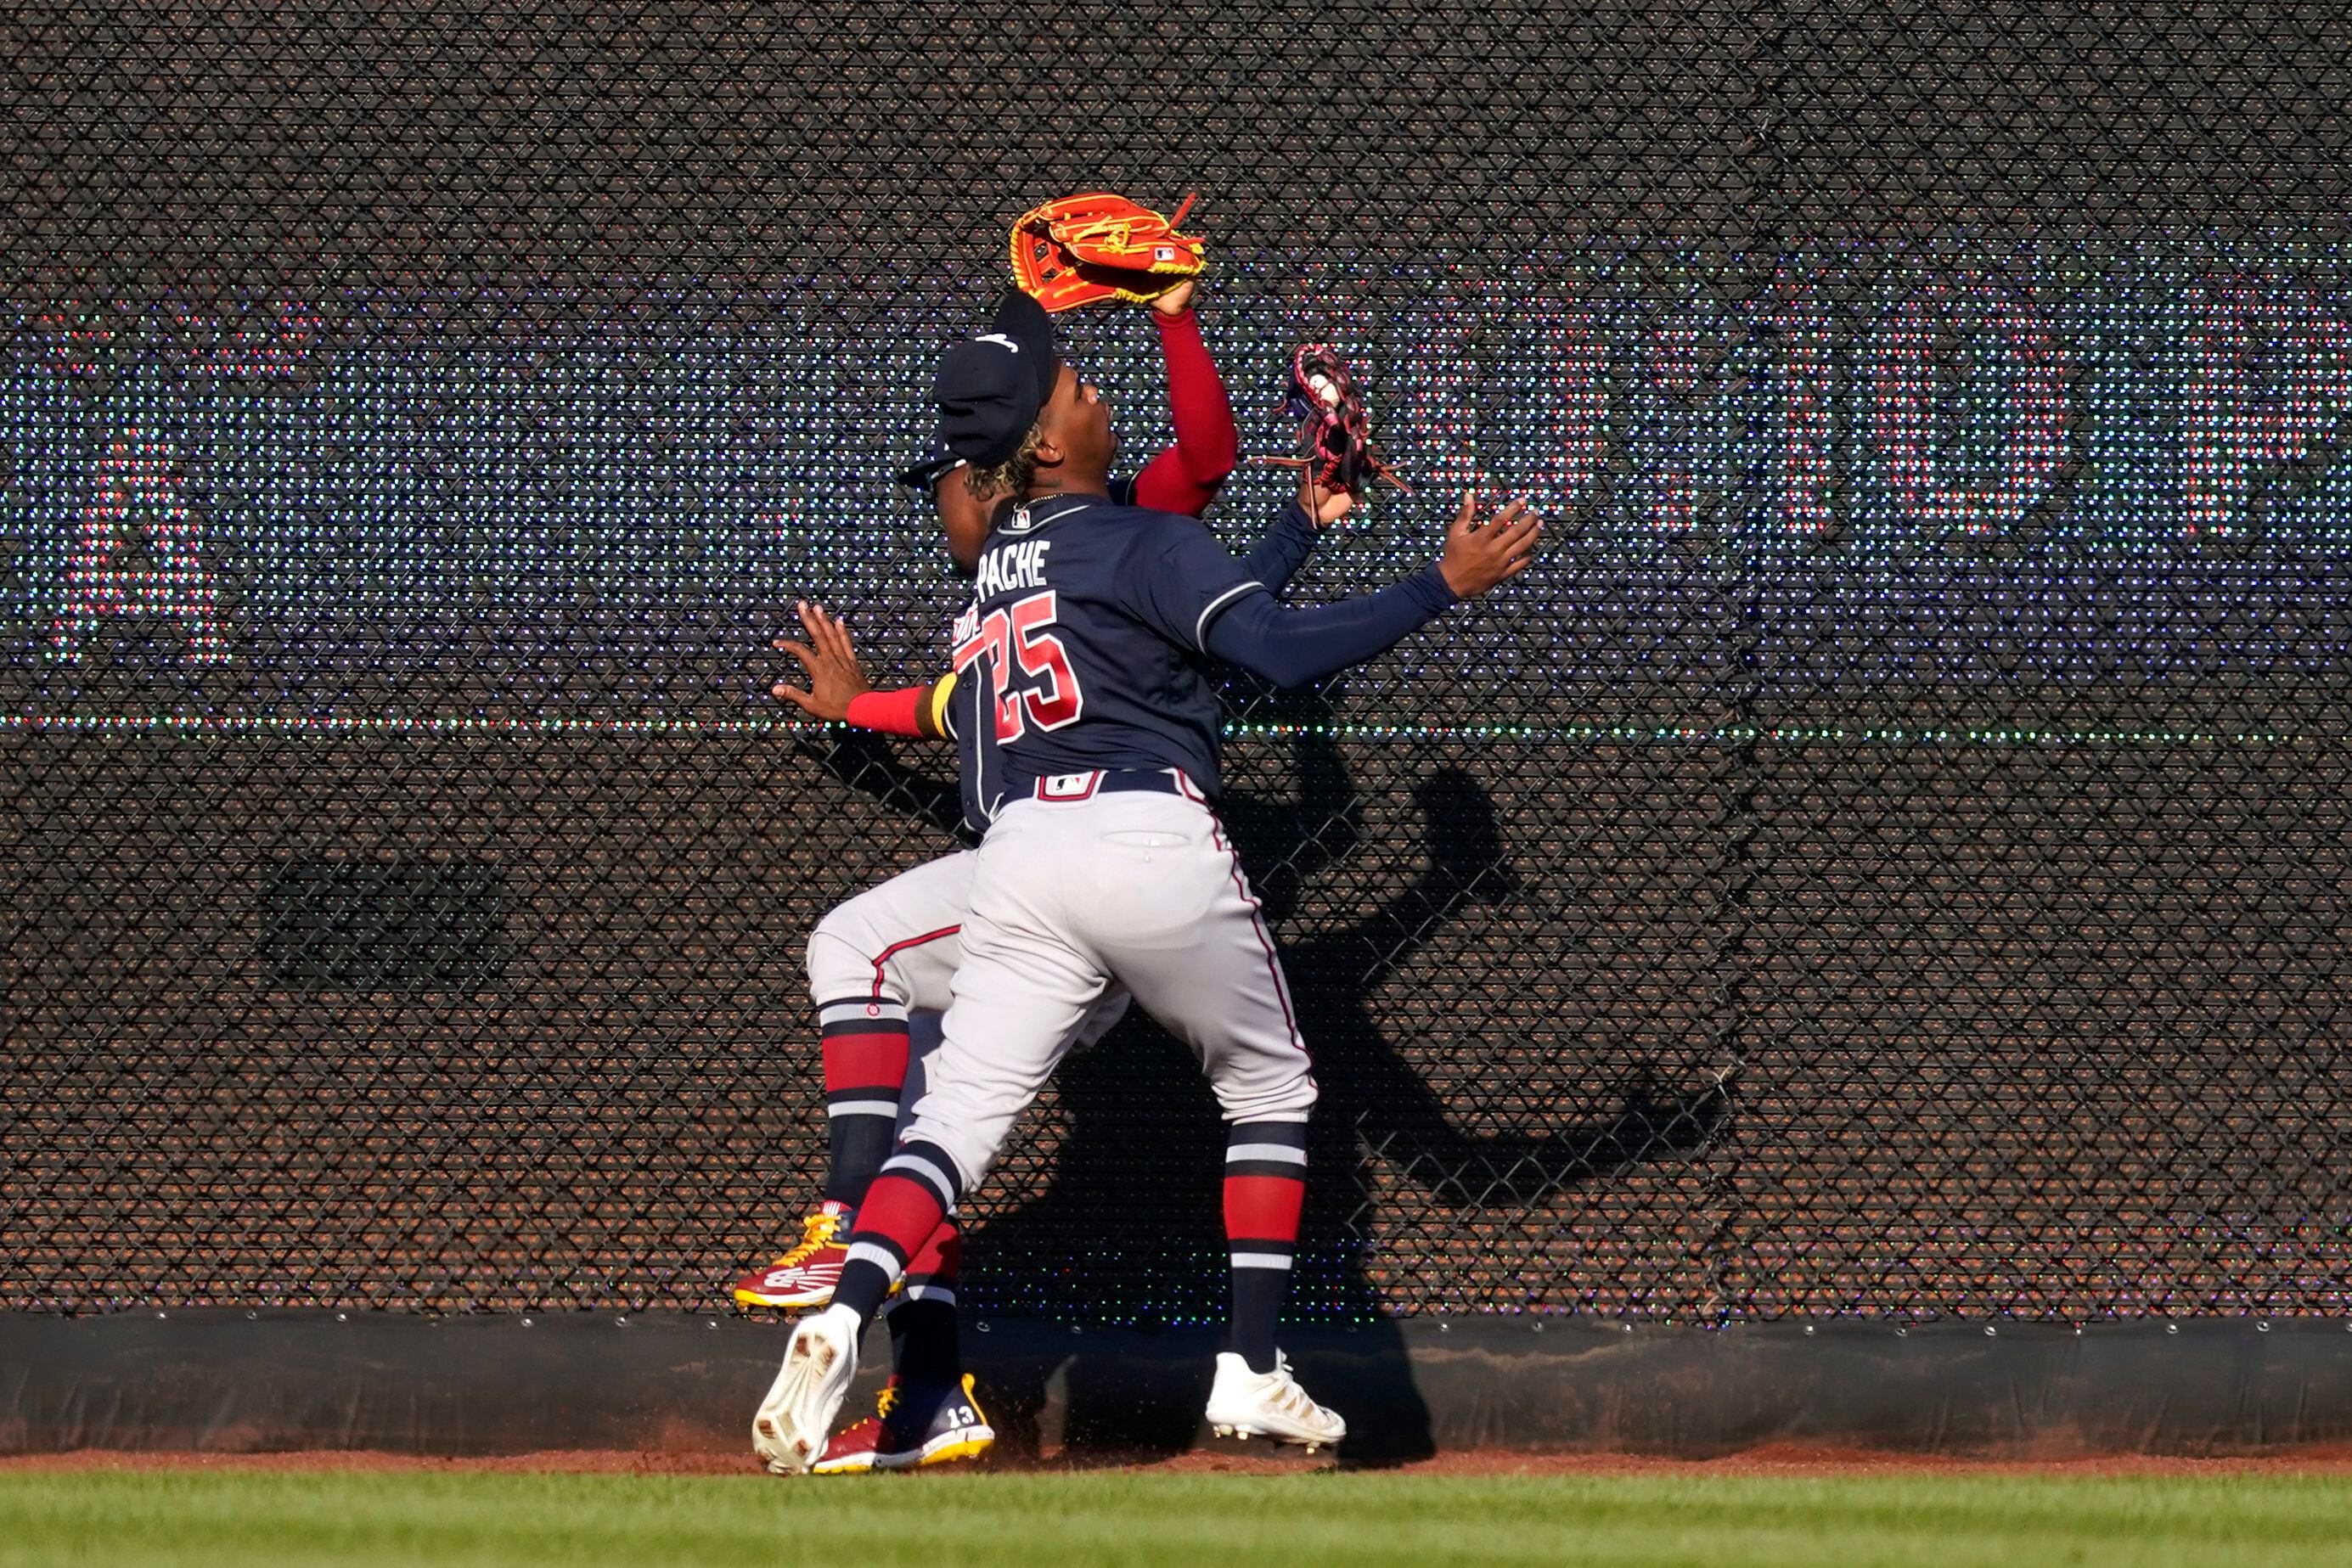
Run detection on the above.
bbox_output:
[1436,491,1541,599]
[773,600,873,720]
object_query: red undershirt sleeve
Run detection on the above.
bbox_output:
[1129,306,1239,518]
[844,685,928,736]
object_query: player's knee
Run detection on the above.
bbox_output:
[1216,1066,1317,1124]
[804,919,882,1009]
[899,1109,997,1195]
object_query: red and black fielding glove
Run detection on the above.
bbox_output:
[1010,192,1206,313]
[1280,344,1404,497]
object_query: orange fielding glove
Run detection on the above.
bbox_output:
[1010,192,1205,313]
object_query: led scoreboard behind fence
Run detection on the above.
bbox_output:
[6,239,2350,719]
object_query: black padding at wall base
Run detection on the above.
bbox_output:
[7,1312,2352,1463]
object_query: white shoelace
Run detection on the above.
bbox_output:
[1263,1360,1327,1421]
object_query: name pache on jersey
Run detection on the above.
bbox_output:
[968,537,1053,605]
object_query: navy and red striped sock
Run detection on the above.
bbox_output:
[1223,1119,1308,1374]
[817,996,910,1207]
[885,1219,962,1389]
[831,1139,962,1324]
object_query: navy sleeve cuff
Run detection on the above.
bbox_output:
[1403,562,1458,615]
[1236,502,1321,595]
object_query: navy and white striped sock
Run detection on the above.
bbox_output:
[817,996,910,1207]
[831,1138,963,1324]
[1222,1118,1308,1374]
[885,1219,963,1389]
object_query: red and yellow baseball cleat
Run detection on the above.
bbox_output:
[732,1200,852,1310]
[811,1374,995,1475]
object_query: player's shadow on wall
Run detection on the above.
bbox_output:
[809,716,1728,1466]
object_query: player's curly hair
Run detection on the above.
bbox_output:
[965,421,1043,502]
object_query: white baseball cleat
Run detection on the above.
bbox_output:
[751,1303,862,1475]
[1204,1351,1348,1453]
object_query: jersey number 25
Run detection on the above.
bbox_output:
[953,590,1083,743]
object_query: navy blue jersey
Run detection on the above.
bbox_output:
[947,492,1263,829]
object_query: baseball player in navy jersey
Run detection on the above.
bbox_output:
[735,280,1342,1473]
[752,292,1539,1473]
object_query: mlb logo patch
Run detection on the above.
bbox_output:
[1154,246,1175,262]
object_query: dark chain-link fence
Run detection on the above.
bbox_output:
[4,3,2349,1324]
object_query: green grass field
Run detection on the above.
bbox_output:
[5,1466,2351,1567]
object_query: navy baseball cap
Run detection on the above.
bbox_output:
[931,289,1060,469]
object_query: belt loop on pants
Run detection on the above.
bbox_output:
[1031,768,1200,802]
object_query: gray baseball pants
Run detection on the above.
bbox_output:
[902,775,1319,1191]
